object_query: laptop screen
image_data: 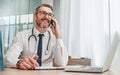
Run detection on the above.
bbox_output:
[102,32,120,71]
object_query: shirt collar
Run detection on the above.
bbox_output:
[33,27,48,38]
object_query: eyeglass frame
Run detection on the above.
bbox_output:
[36,11,54,17]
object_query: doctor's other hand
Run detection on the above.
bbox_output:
[17,55,39,70]
[50,18,62,39]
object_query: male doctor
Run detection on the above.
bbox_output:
[5,4,68,70]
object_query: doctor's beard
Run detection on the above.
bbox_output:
[38,23,48,28]
[37,19,50,29]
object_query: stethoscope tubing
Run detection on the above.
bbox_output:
[28,27,51,56]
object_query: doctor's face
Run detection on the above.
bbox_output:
[34,6,53,28]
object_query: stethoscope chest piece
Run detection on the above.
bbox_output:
[45,50,49,55]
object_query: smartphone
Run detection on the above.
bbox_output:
[50,20,54,28]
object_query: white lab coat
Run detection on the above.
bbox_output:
[5,27,68,68]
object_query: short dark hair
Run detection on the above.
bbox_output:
[35,4,53,14]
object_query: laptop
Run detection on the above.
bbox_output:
[65,32,120,73]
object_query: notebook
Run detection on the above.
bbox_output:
[34,66,64,70]
[65,32,120,73]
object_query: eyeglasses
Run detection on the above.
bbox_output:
[37,11,54,17]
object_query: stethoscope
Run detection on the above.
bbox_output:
[28,27,51,56]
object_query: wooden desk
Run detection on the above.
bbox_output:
[0,67,120,75]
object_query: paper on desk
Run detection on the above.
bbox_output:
[34,67,65,70]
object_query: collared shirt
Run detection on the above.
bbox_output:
[5,27,68,67]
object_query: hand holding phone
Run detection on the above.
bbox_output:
[50,18,62,39]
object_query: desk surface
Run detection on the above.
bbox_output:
[0,67,120,75]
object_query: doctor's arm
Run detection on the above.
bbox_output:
[5,32,39,70]
[5,32,24,68]
[51,19,68,66]
[53,39,68,67]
